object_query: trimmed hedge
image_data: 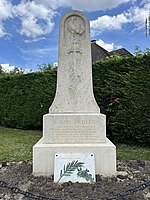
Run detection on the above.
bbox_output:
[93,55,150,145]
[0,70,56,129]
[0,55,149,145]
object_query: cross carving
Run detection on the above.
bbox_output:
[67,41,82,54]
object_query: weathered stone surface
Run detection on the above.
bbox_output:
[33,10,116,177]
[42,11,105,144]
[49,10,99,113]
[43,113,106,144]
[33,138,116,176]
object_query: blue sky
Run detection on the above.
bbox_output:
[0,0,150,72]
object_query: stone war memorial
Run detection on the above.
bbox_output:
[33,10,116,180]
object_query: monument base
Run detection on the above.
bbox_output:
[33,138,116,177]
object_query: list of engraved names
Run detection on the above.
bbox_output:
[50,119,100,143]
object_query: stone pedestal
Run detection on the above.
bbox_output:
[33,113,116,177]
[33,138,116,177]
[33,10,116,177]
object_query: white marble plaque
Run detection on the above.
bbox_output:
[54,153,95,183]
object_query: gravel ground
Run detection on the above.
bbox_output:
[0,160,150,200]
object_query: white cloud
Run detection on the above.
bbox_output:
[90,3,149,36]
[20,47,57,58]
[96,40,114,51]
[96,39,122,51]
[0,0,12,20]
[0,0,149,39]
[35,0,132,12]
[0,0,56,38]
[126,4,149,26]
[90,13,129,36]
[35,0,64,10]
[12,1,56,37]
[0,0,13,37]
[53,62,58,67]
[0,26,5,37]
[33,47,56,57]
[24,37,46,43]
[66,0,132,11]
[1,64,18,72]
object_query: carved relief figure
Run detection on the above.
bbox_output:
[67,16,85,54]
[65,16,85,104]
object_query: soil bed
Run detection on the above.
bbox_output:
[0,160,150,200]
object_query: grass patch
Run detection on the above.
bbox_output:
[116,144,150,161]
[0,126,42,162]
[0,126,149,162]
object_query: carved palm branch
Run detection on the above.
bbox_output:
[57,160,84,183]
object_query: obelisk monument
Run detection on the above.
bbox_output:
[33,10,116,177]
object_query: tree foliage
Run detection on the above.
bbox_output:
[0,65,24,76]
[37,63,53,72]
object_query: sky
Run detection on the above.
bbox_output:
[0,0,150,72]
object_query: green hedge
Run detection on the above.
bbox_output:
[0,70,56,129]
[93,55,150,145]
[0,55,149,145]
